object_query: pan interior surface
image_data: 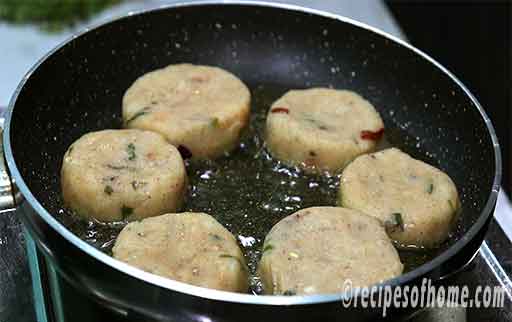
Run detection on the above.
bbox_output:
[8,3,497,296]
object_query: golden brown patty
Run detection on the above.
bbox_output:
[339,148,460,248]
[265,88,384,173]
[61,129,187,222]
[258,207,402,295]
[123,63,251,159]
[113,212,248,292]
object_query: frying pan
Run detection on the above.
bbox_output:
[1,1,501,321]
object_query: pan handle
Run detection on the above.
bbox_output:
[0,115,20,212]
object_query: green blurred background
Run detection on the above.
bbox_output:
[0,0,121,32]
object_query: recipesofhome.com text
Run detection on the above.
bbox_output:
[340,278,506,317]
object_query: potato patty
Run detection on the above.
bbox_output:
[123,63,251,159]
[113,212,248,292]
[339,148,460,248]
[61,129,187,222]
[265,88,384,173]
[258,207,402,295]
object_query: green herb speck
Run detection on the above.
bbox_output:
[385,213,404,233]
[131,181,147,190]
[210,233,222,241]
[394,213,404,230]
[210,117,220,127]
[121,205,133,219]
[125,107,150,124]
[104,185,113,195]
[106,164,127,170]
[304,116,328,131]
[127,143,136,161]
[304,117,317,126]
[283,290,296,296]
[262,244,274,254]
[104,176,118,182]
[427,182,434,194]
[219,254,237,259]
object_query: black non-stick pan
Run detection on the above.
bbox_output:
[2,2,501,321]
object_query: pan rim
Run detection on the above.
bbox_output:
[4,0,502,306]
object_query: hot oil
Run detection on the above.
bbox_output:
[55,82,439,294]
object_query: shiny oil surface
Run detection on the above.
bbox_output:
[55,83,439,294]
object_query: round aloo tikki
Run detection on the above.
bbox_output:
[258,207,403,295]
[113,212,249,292]
[265,88,384,173]
[123,63,251,159]
[61,129,187,222]
[339,148,460,248]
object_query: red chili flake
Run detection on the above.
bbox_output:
[177,145,192,159]
[360,128,384,141]
[271,107,289,114]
